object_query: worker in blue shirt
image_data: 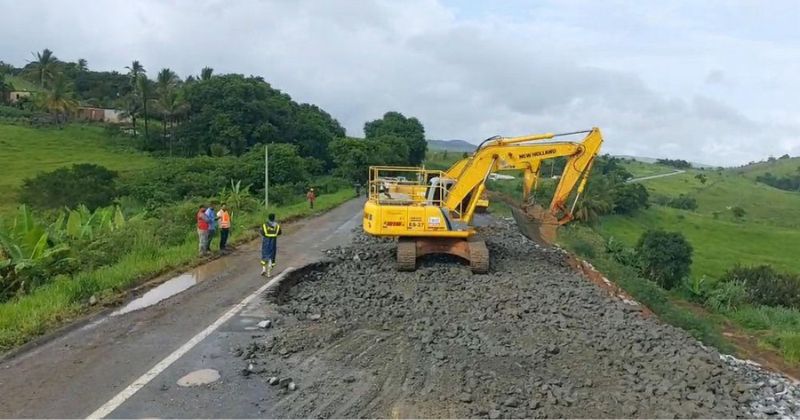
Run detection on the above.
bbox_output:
[205,203,218,250]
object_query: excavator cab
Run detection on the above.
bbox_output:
[425,177,454,204]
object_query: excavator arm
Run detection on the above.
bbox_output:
[444,128,603,226]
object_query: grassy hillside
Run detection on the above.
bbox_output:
[0,124,155,214]
[553,159,800,364]
[736,156,800,178]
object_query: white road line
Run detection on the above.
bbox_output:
[86,267,296,419]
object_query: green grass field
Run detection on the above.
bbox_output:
[0,124,155,215]
[613,163,799,267]
[600,165,800,279]
[622,159,676,178]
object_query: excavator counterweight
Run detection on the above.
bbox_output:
[363,128,603,272]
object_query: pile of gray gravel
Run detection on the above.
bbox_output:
[245,218,800,418]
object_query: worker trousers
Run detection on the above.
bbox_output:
[261,237,277,265]
[219,228,230,250]
[197,229,209,255]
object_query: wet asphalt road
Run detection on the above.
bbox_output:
[0,199,364,419]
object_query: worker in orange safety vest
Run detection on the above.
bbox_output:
[217,203,232,251]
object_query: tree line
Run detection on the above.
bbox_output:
[1,48,429,175]
[756,169,800,192]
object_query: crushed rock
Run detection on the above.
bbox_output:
[243,218,800,418]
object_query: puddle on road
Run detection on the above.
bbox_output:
[177,368,220,387]
[112,255,240,316]
[112,274,197,316]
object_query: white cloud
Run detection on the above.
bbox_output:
[1,0,798,165]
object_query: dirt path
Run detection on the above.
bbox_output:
[233,219,800,418]
[627,169,685,183]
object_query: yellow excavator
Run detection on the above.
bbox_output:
[363,128,603,273]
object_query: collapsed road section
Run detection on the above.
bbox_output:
[236,219,800,418]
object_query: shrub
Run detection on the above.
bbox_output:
[720,265,800,308]
[571,239,596,258]
[0,105,34,119]
[706,280,747,311]
[656,158,692,169]
[611,183,649,214]
[119,144,312,208]
[604,237,639,268]
[667,194,698,210]
[268,183,306,206]
[147,201,205,247]
[312,176,351,195]
[635,230,693,290]
[731,206,746,219]
[20,164,118,210]
[654,194,698,210]
[683,275,709,302]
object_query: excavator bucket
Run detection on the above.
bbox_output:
[510,204,559,245]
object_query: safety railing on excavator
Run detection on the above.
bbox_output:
[367,166,467,218]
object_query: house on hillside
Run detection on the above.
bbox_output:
[76,107,131,124]
[7,90,32,104]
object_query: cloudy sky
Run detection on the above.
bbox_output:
[2,0,798,165]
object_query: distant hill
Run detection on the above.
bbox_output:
[614,155,658,164]
[614,155,714,169]
[427,139,476,152]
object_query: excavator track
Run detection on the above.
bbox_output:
[396,238,417,271]
[467,237,489,274]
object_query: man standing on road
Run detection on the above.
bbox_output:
[217,203,231,252]
[306,188,316,209]
[260,213,281,277]
[196,205,210,256]
[205,202,218,251]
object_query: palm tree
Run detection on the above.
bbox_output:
[200,67,213,81]
[574,195,612,225]
[77,58,88,72]
[125,60,144,85]
[125,61,150,137]
[573,177,614,224]
[27,48,59,88]
[118,94,142,137]
[137,76,151,138]
[157,91,188,155]
[155,68,182,150]
[36,73,78,127]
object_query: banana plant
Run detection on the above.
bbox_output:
[220,179,253,212]
[0,205,71,299]
[62,205,126,240]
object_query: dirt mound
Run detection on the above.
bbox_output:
[241,219,800,418]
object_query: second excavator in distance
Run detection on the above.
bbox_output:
[362,127,604,273]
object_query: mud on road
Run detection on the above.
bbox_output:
[237,219,800,418]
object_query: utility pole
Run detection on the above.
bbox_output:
[265,144,269,209]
